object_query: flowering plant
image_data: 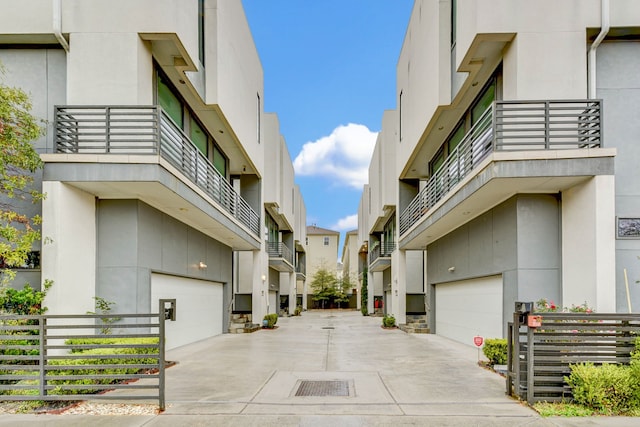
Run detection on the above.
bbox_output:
[535,299,593,313]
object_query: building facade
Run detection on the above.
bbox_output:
[341,230,360,309]
[0,0,305,348]
[305,225,339,309]
[361,0,640,346]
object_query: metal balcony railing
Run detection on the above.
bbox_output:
[54,106,261,237]
[296,261,306,275]
[368,241,396,265]
[399,100,602,236]
[266,241,294,265]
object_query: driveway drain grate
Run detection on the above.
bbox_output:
[294,380,349,397]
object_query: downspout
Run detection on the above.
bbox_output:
[53,0,69,52]
[588,0,609,98]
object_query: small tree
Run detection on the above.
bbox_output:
[0,64,45,287]
[309,262,338,309]
[360,268,368,315]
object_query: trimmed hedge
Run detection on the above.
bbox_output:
[263,313,278,328]
[382,314,396,328]
[483,338,507,365]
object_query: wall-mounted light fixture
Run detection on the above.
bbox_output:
[198,261,207,269]
[261,274,267,282]
[448,266,455,272]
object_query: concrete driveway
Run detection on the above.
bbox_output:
[1,310,636,425]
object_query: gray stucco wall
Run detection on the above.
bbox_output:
[597,41,640,312]
[426,194,561,333]
[96,200,233,332]
[0,48,66,290]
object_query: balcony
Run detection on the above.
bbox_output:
[369,241,395,272]
[266,241,294,272]
[296,261,306,279]
[53,106,261,239]
[399,100,604,239]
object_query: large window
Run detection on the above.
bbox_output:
[156,67,229,178]
[265,213,279,243]
[198,0,205,66]
[428,71,499,176]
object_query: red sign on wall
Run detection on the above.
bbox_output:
[473,336,484,347]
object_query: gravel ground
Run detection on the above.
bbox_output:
[0,400,159,415]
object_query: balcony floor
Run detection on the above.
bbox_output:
[42,155,261,251]
[400,149,615,250]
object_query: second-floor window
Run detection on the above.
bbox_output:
[323,237,330,246]
[156,67,229,178]
[266,213,279,243]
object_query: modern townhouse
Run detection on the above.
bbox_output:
[340,230,360,309]
[0,0,305,349]
[363,0,640,346]
[305,225,339,309]
[235,112,306,318]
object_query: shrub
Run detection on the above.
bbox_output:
[483,338,507,365]
[566,362,639,414]
[382,314,396,328]
[263,313,278,328]
[293,306,302,316]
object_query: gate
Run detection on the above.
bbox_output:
[507,302,640,404]
[0,299,176,410]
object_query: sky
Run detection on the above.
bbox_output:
[242,0,414,256]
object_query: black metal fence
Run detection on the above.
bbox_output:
[0,299,175,410]
[507,306,640,404]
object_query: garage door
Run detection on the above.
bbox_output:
[151,273,223,350]
[435,275,503,346]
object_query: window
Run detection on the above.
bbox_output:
[257,93,261,143]
[190,117,207,155]
[265,213,279,243]
[323,237,330,246]
[399,90,403,142]
[157,73,183,128]
[198,0,205,66]
[212,144,227,177]
[451,0,457,48]
[0,251,40,269]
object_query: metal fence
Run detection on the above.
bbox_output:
[368,241,396,265]
[399,99,602,236]
[266,241,294,265]
[55,105,261,237]
[507,308,640,404]
[0,299,175,410]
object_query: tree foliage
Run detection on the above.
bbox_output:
[310,263,353,309]
[0,64,44,285]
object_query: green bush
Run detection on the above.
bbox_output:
[382,314,396,328]
[566,362,639,414]
[263,313,278,328]
[293,306,302,316]
[483,338,507,365]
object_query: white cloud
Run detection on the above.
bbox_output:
[332,214,358,231]
[293,123,377,189]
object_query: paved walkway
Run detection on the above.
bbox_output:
[1,310,638,425]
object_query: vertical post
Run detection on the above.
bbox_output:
[527,325,535,405]
[544,101,550,149]
[105,107,111,153]
[506,322,513,396]
[156,107,162,157]
[39,317,46,398]
[513,311,521,400]
[158,300,166,412]
[491,101,498,151]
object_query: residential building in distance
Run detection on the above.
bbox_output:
[0,0,305,348]
[340,230,360,309]
[360,0,640,346]
[305,225,340,309]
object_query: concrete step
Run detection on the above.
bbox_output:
[399,323,431,334]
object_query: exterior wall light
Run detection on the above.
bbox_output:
[198,261,207,269]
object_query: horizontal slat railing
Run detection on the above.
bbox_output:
[399,100,602,236]
[507,312,640,404]
[368,241,396,265]
[54,106,260,237]
[266,241,294,265]
[0,303,174,410]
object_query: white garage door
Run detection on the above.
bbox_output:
[435,275,503,346]
[151,273,223,350]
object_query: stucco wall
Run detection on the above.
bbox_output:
[427,194,561,330]
[95,199,233,331]
[597,41,640,313]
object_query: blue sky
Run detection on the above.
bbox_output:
[242,1,414,253]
